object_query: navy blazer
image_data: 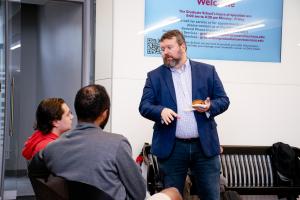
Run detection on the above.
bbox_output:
[139,60,230,159]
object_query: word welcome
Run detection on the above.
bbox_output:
[197,0,235,7]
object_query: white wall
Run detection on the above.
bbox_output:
[96,0,300,158]
[95,0,113,130]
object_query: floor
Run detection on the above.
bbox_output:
[3,175,34,200]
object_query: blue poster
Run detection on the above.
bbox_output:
[143,0,283,62]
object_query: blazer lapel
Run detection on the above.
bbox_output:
[162,66,177,104]
[190,60,204,100]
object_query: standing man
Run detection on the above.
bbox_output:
[139,30,229,200]
[40,84,146,200]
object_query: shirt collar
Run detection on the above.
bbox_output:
[76,122,100,130]
[170,59,190,73]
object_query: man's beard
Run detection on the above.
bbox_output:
[163,56,181,68]
[163,49,183,68]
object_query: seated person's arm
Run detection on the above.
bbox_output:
[116,139,146,200]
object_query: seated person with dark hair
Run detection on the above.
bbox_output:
[29,84,146,200]
[22,98,73,160]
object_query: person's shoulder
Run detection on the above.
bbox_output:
[190,60,214,69]
[35,140,51,151]
[100,131,132,152]
[101,131,129,143]
[148,64,167,75]
[34,134,58,152]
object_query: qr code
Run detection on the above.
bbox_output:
[147,38,161,55]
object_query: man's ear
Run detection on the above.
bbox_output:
[52,120,59,128]
[102,109,108,119]
[99,109,109,129]
[97,109,108,122]
[181,43,187,52]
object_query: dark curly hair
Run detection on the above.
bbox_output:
[75,84,110,123]
[35,98,65,134]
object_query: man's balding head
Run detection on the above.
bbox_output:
[75,84,110,128]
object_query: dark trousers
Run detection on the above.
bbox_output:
[158,139,220,200]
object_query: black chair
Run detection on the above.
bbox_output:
[30,177,114,200]
[220,145,300,199]
[67,180,114,200]
[28,153,69,200]
[28,153,113,200]
[29,175,68,200]
[142,143,164,195]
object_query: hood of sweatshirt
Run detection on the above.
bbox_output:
[22,130,58,160]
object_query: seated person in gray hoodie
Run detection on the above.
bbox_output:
[28,84,146,200]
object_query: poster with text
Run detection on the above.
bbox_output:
[143,0,283,62]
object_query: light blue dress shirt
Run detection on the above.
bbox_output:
[171,59,199,139]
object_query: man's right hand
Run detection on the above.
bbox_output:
[161,108,179,125]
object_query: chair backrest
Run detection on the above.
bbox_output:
[143,143,164,195]
[67,180,114,200]
[28,153,113,200]
[29,176,68,200]
[220,146,274,188]
[30,177,114,200]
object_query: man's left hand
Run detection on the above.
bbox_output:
[194,97,211,113]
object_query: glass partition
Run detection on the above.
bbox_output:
[0,0,21,199]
